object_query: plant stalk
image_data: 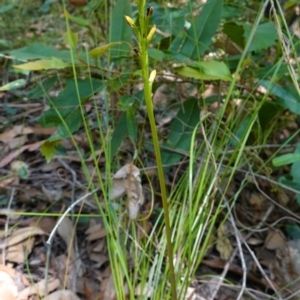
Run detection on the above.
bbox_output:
[137,2,177,299]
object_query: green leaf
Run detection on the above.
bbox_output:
[109,0,132,60]
[0,79,26,91]
[9,43,77,63]
[39,108,76,128]
[18,166,29,179]
[108,75,131,92]
[49,109,81,141]
[274,144,300,204]
[169,0,223,59]
[222,4,244,18]
[3,104,17,115]
[243,22,277,52]
[174,60,232,81]
[148,48,165,61]
[39,0,56,13]
[284,0,300,9]
[273,153,300,167]
[63,30,78,49]
[279,176,300,204]
[38,79,104,140]
[279,176,300,190]
[0,39,12,48]
[111,113,128,158]
[162,98,200,166]
[291,144,300,183]
[255,64,288,81]
[89,42,122,57]
[0,3,14,14]
[117,95,136,111]
[150,3,185,43]
[223,22,244,48]
[230,115,251,147]
[126,106,137,142]
[286,223,300,239]
[13,57,70,71]
[259,80,300,115]
[51,78,104,108]
[27,77,58,99]
[69,15,89,27]
[258,101,280,131]
[41,140,60,163]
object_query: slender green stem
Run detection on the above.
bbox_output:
[137,2,177,299]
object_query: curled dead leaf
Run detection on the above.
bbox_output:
[110,164,144,220]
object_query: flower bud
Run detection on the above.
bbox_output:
[149,70,156,83]
[146,6,153,17]
[133,48,140,56]
[124,16,135,28]
[147,25,156,42]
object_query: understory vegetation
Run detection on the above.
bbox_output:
[0,0,300,299]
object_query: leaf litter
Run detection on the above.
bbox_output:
[1,2,300,300]
[110,163,145,220]
[1,85,300,300]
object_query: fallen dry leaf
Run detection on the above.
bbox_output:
[0,141,43,168]
[197,278,238,300]
[0,209,22,221]
[29,217,57,234]
[42,184,63,201]
[0,125,34,142]
[56,217,84,289]
[5,238,34,264]
[86,223,107,241]
[0,226,46,250]
[0,176,18,189]
[216,223,233,260]
[265,229,286,250]
[68,0,87,7]
[89,252,108,265]
[0,267,19,300]
[43,289,81,300]
[0,125,55,143]
[56,217,79,263]
[110,163,144,219]
[17,278,60,300]
[53,254,80,292]
[102,265,111,278]
[92,239,105,252]
[0,264,29,288]
[0,282,17,300]
[269,239,300,299]
[5,136,28,150]
[102,274,117,300]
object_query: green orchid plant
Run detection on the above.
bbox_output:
[124,3,177,299]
